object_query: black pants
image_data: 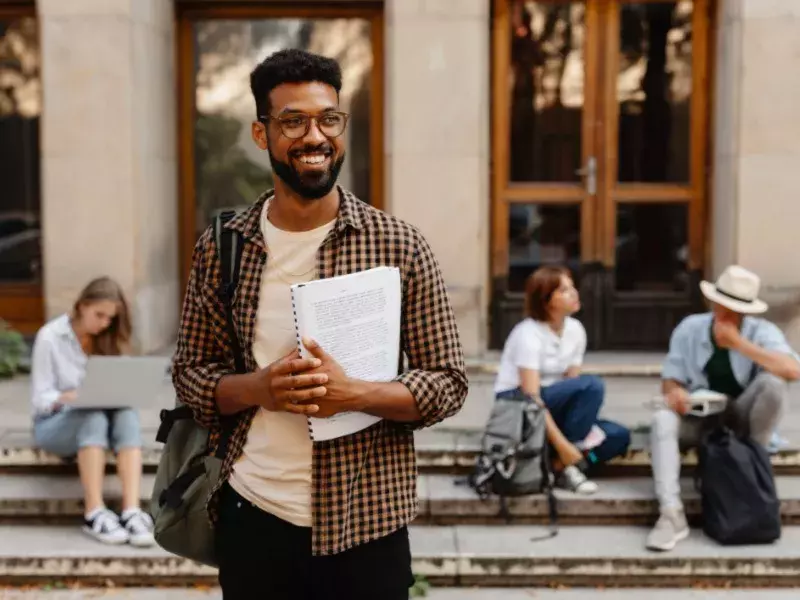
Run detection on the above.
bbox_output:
[215,483,414,600]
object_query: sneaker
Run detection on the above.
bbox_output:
[556,465,599,495]
[82,508,129,545]
[121,508,156,548]
[646,508,690,551]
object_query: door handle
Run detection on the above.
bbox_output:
[576,157,597,195]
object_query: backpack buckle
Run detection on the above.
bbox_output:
[495,453,518,480]
[155,405,194,444]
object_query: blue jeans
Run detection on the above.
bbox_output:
[33,407,142,458]
[540,375,605,443]
[590,419,631,465]
[498,375,630,466]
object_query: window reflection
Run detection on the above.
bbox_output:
[193,19,373,240]
[0,17,41,284]
[508,204,581,291]
[617,2,693,182]
[509,1,585,183]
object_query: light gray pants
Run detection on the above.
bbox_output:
[650,372,788,512]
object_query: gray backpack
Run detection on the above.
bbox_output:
[150,210,244,567]
[469,388,559,539]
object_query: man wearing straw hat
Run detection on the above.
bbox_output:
[646,265,800,552]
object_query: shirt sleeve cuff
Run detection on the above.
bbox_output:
[661,363,687,384]
[395,369,440,429]
[33,390,61,415]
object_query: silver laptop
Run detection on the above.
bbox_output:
[71,356,172,409]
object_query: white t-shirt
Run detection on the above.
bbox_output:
[493,317,587,392]
[228,201,335,528]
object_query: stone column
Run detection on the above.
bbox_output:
[38,0,178,353]
[385,0,490,356]
[711,0,800,343]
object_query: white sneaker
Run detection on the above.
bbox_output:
[646,508,690,551]
[121,508,156,548]
[556,465,599,495]
[82,508,129,545]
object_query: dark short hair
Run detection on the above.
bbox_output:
[250,48,342,118]
[524,266,571,322]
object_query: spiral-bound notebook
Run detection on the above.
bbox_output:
[290,266,402,441]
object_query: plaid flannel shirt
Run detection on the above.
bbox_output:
[172,187,468,556]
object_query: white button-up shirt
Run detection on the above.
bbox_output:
[30,314,88,417]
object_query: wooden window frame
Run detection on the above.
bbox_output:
[0,2,43,335]
[176,2,385,289]
[491,0,712,292]
[599,0,711,271]
[491,0,602,283]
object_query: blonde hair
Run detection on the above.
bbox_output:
[72,277,132,355]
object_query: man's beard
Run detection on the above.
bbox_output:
[268,146,346,200]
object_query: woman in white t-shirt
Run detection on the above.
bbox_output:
[495,266,630,494]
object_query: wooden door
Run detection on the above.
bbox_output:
[0,4,43,336]
[490,0,711,350]
[596,0,710,347]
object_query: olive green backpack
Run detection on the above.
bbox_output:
[150,210,244,567]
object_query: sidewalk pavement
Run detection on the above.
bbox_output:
[0,588,795,599]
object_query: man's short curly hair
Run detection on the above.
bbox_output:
[250,48,342,118]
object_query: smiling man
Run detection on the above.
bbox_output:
[171,49,467,599]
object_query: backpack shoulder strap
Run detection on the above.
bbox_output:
[214,210,246,375]
[212,210,246,460]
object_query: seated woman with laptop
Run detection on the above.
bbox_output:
[29,277,155,547]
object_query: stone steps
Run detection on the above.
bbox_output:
[3,472,800,528]
[1,524,798,588]
[3,428,800,477]
[2,360,799,592]
[464,358,663,378]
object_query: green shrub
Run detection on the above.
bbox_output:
[409,573,431,598]
[0,320,28,378]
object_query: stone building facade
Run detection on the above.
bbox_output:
[1,0,798,355]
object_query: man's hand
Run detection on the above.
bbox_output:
[665,386,690,415]
[713,319,742,349]
[249,349,329,415]
[301,337,364,418]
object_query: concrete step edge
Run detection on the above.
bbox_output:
[3,591,800,600]
[2,443,800,475]
[3,474,800,525]
[465,360,661,378]
[2,524,800,588]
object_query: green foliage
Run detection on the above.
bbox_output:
[409,573,431,598]
[195,113,273,223]
[0,319,27,378]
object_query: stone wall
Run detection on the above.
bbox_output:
[385,0,490,356]
[711,0,800,346]
[38,0,178,353]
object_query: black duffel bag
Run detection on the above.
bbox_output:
[696,426,781,546]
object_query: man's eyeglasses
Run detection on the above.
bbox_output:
[259,111,350,140]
